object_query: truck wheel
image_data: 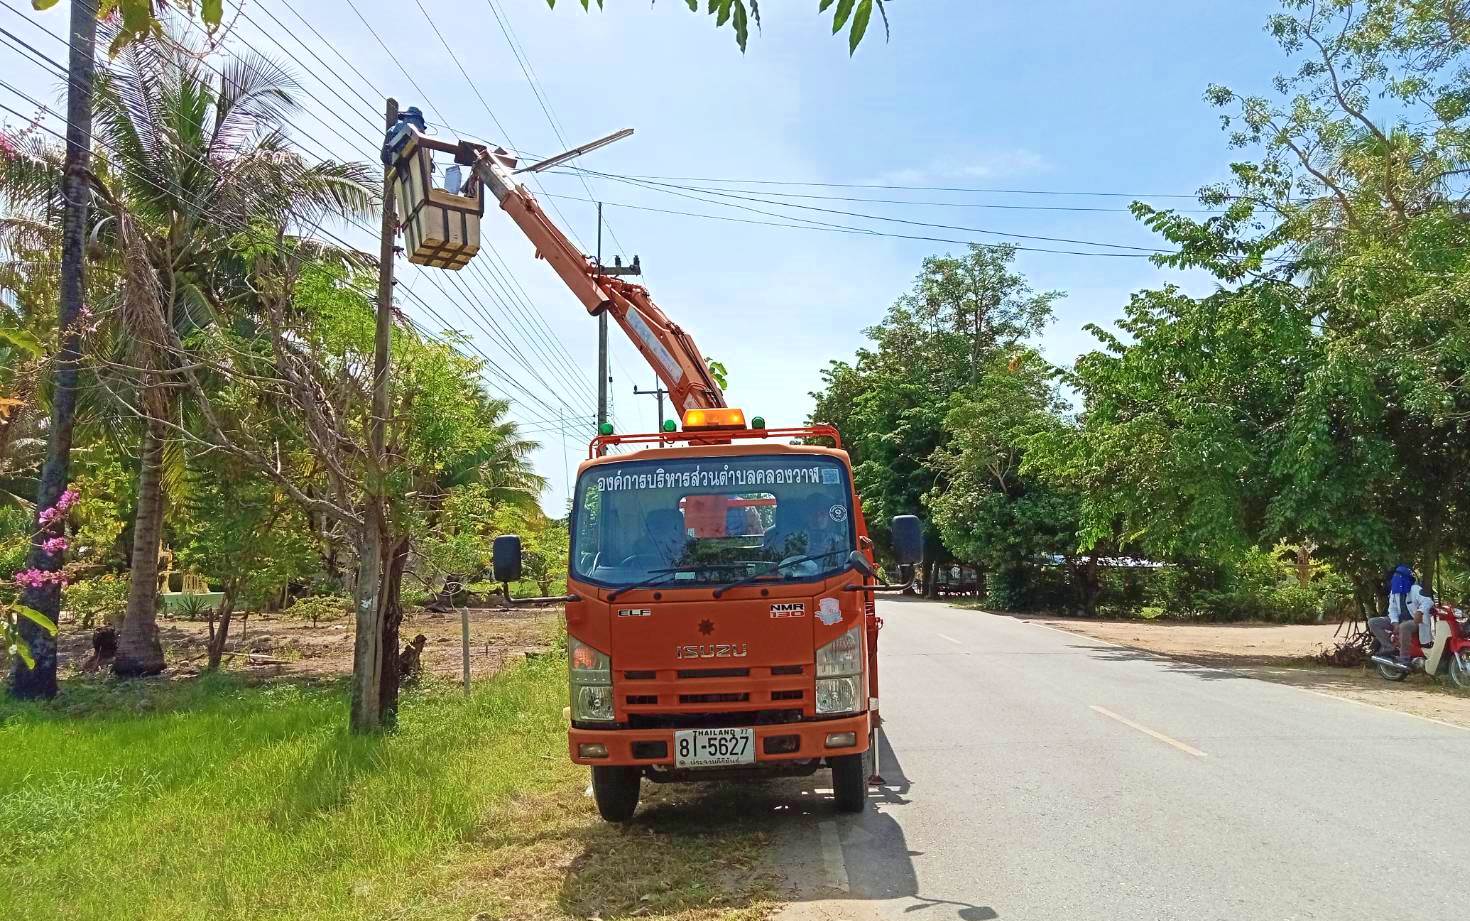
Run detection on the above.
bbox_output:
[590,766,641,822]
[831,753,867,814]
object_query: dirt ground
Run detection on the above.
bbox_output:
[1026,615,1470,729]
[56,605,561,682]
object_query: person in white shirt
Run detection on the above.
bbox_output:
[1370,580,1435,664]
[1399,583,1435,665]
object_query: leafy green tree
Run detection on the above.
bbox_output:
[33,0,227,56]
[929,349,1083,609]
[809,244,1059,590]
[547,0,890,53]
[174,456,319,669]
[1041,0,1470,615]
[74,31,372,675]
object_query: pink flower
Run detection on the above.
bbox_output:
[13,568,63,590]
[42,536,67,555]
[36,489,80,530]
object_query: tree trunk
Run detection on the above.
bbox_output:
[376,536,411,724]
[9,0,97,700]
[206,587,237,671]
[350,510,387,732]
[1083,554,1101,616]
[922,558,938,599]
[114,418,167,677]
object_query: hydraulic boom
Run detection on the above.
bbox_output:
[389,124,726,416]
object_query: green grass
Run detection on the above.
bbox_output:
[0,662,575,920]
[0,660,775,921]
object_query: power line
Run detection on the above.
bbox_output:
[252,0,385,115]
[289,0,602,421]
[149,5,601,426]
[0,62,584,434]
[565,168,1218,200]
[480,0,635,262]
[399,0,592,255]
[222,2,601,421]
[573,170,1170,254]
[545,173,1224,214]
[536,191,1159,258]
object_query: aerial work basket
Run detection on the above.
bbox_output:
[384,113,484,270]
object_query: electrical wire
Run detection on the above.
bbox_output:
[575,170,1172,253]
[152,5,603,426]
[295,0,602,419]
[397,0,593,257]
[563,169,1220,199]
[480,0,635,262]
[535,191,1157,258]
[545,173,1224,214]
[242,1,602,417]
[0,68,585,434]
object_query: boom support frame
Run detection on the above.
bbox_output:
[391,127,726,417]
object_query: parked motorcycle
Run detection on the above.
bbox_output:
[1371,602,1470,688]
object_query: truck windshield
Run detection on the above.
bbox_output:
[571,455,856,587]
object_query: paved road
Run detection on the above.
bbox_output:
[755,597,1470,921]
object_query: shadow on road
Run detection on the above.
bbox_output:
[550,728,1000,921]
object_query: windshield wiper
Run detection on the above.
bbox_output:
[606,567,700,601]
[711,550,851,598]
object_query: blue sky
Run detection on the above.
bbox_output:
[3,0,1290,513]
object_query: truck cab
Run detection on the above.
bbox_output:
[496,413,920,821]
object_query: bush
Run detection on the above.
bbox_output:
[984,566,1027,611]
[174,594,216,621]
[283,594,350,627]
[64,576,128,628]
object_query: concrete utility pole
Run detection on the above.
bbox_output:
[11,0,97,700]
[633,383,669,429]
[596,203,607,428]
[592,204,641,429]
[350,97,399,733]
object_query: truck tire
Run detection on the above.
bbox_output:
[590,766,641,822]
[831,753,867,814]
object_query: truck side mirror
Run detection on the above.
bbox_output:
[891,515,922,565]
[492,535,523,585]
[848,550,877,578]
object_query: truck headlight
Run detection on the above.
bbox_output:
[816,625,862,678]
[815,625,863,715]
[815,675,862,715]
[569,636,613,722]
[573,684,615,722]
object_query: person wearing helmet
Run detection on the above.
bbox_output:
[1369,563,1416,658]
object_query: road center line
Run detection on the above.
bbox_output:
[1090,705,1208,758]
[935,632,963,645]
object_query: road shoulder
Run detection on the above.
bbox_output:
[1020,614,1470,730]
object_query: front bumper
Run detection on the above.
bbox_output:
[569,712,870,766]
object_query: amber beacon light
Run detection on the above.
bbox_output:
[682,408,746,431]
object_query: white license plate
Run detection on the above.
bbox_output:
[674,727,755,767]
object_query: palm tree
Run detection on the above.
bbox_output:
[2,29,375,676]
[96,34,374,675]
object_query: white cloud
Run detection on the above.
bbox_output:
[863,149,1051,186]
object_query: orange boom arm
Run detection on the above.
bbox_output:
[462,140,726,416]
